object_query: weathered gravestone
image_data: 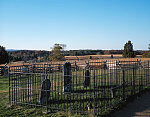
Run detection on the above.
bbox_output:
[64,62,72,92]
[84,70,90,87]
[111,88,116,98]
[103,62,107,69]
[39,79,51,104]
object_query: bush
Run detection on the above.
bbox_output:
[0,45,9,64]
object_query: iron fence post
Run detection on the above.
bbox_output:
[141,74,143,91]
[93,69,96,116]
[148,61,150,84]
[133,67,135,95]
[139,72,140,93]
[115,60,118,85]
[46,70,48,114]
[8,66,11,106]
[122,70,125,101]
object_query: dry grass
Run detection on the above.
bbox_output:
[3,54,150,67]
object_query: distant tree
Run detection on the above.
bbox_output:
[149,44,150,50]
[143,44,150,58]
[0,45,9,64]
[111,54,113,58]
[49,44,66,61]
[122,40,136,58]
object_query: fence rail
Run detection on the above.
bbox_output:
[8,59,150,116]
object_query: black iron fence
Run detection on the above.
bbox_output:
[8,59,150,116]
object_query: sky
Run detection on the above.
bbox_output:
[0,0,150,51]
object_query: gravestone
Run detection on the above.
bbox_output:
[64,62,72,92]
[84,70,90,87]
[87,103,93,110]
[103,62,107,69]
[111,88,116,98]
[39,79,51,104]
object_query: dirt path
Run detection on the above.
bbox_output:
[111,91,150,117]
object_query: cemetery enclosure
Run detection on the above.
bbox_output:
[8,60,150,116]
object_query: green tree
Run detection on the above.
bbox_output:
[0,45,9,64]
[143,44,150,58]
[122,40,136,58]
[49,44,65,61]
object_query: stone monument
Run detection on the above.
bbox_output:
[39,79,51,104]
[64,62,72,92]
[84,70,90,87]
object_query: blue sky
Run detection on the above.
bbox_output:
[0,0,150,50]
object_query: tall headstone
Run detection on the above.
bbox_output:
[64,62,72,92]
[39,79,51,104]
[84,70,90,87]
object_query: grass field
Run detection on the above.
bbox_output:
[0,76,133,117]
[0,76,89,117]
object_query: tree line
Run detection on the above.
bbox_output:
[0,41,149,64]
